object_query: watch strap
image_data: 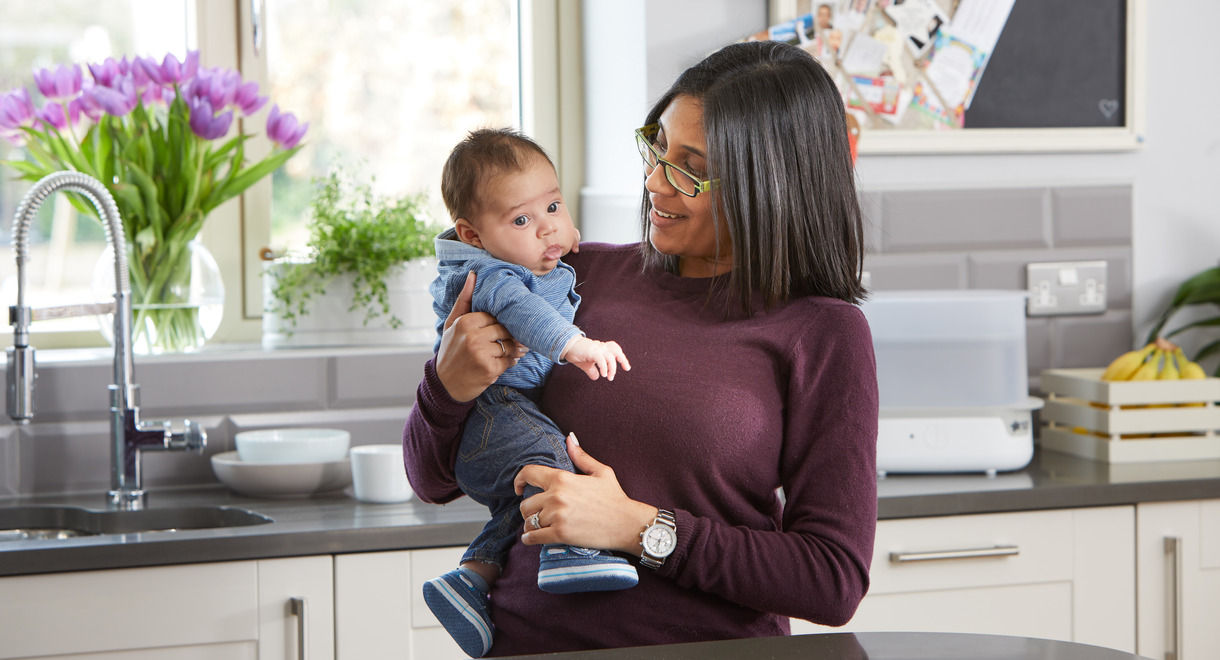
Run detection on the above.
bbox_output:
[639,509,677,570]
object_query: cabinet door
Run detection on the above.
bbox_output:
[258,556,335,660]
[793,506,1135,653]
[334,547,466,660]
[1137,499,1220,660]
[0,562,259,659]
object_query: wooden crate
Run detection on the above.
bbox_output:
[1039,368,1220,463]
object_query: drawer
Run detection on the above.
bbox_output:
[869,510,1075,594]
[0,561,258,658]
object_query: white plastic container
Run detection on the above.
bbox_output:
[860,290,1029,409]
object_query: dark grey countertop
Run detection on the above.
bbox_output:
[501,632,1150,660]
[2,448,1219,577]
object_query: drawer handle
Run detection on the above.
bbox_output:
[1165,536,1183,660]
[889,544,1020,564]
[290,597,307,660]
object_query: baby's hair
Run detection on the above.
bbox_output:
[441,127,555,222]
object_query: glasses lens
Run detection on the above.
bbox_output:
[636,133,658,171]
[666,166,698,196]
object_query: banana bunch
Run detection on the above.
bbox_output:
[1101,338,1207,381]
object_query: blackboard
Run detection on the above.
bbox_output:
[963,0,1127,129]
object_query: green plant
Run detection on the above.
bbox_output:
[269,169,440,329]
[1145,265,1220,376]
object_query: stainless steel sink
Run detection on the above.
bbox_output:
[0,505,273,541]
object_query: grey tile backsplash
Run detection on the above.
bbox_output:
[863,183,1134,394]
[0,184,1133,497]
[0,349,426,498]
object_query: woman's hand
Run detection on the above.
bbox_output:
[516,434,658,555]
[436,271,527,402]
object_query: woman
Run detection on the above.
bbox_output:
[404,40,878,655]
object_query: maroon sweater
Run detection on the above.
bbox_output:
[403,243,878,655]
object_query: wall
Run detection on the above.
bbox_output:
[580,0,1220,359]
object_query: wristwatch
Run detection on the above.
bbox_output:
[639,509,677,569]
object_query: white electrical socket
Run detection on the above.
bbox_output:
[1026,260,1108,316]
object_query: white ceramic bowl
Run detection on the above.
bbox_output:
[235,428,350,464]
[211,451,352,498]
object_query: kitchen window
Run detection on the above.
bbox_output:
[1,0,573,348]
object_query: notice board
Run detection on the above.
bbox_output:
[763,0,1145,153]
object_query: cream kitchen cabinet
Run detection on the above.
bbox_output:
[1136,499,1220,660]
[334,546,466,659]
[0,556,333,659]
[791,506,1136,653]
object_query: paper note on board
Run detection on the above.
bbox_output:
[948,0,1015,54]
[924,35,986,109]
[841,32,888,75]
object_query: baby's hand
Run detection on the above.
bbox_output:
[560,336,630,381]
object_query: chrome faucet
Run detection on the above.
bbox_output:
[6,171,205,510]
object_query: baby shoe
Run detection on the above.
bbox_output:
[422,568,494,657]
[537,544,639,594]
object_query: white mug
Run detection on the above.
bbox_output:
[350,444,413,503]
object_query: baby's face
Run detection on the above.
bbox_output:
[460,156,578,276]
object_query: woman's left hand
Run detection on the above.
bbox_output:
[516,434,657,555]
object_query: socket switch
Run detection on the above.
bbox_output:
[1026,260,1108,316]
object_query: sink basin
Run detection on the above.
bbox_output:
[0,505,273,541]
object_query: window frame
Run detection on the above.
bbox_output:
[220,0,581,344]
[2,0,579,350]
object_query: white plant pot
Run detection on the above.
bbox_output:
[261,257,438,349]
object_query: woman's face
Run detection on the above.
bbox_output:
[645,94,731,278]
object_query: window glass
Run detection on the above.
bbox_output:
[0,1,191,330]
[264,0,520,253]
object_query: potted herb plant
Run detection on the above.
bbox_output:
[262,169,442,348]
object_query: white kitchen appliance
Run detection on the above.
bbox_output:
[859,290,1042,477]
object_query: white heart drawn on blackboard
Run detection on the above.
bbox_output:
[1098,99,1120,119]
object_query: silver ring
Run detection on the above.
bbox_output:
[528,512,541,530]
[496,339,507,357]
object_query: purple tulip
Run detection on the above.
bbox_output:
[88,58,124,87]
[35,101,81,131]
[139,50,200,87]
[187,97,233,140]
[32,64,83,101]
[0,88,37,130]
[189,67,240,110]
[70,93,103,122]
[266,104,308,149]
[233,81,267,115]
[87,77,138,116]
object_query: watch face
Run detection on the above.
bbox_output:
[643,524,676,558]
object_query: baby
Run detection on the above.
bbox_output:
[421,128,635,658]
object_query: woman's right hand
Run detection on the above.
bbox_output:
[436,271,527,402]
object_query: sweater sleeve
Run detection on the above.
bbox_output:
[654,306,879,626]
[472,264,582,363]
[401,358,476,504]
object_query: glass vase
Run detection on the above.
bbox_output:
[93,240,226,355]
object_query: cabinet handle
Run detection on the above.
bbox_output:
[1165,536,1183,660]
[889,544,1019,563]
[289,597,307,660]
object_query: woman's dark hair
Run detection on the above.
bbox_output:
[639,40,866,311]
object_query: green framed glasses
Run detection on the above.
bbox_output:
[634,124,718,197]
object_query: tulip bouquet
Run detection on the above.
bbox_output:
[0,51,307,352]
